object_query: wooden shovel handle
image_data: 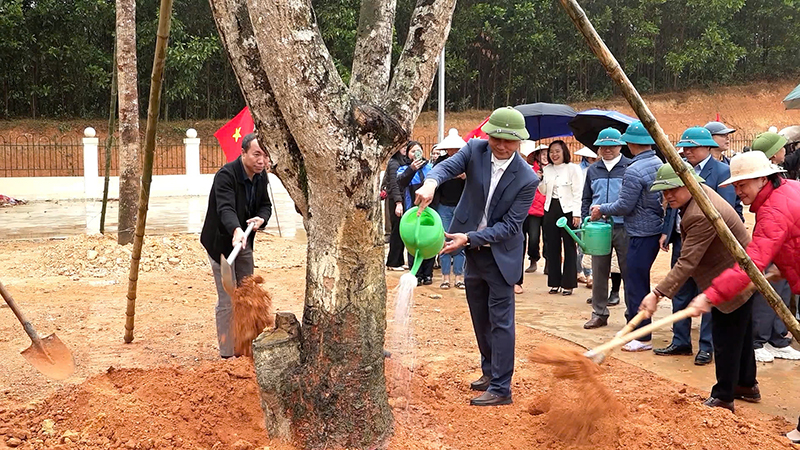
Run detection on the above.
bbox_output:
[615,310,648,338]
[0,280,41,342]
[590,308,695,356]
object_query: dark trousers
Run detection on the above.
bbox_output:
[523,214,544,262]
[669,237,713,352]
[711,298,757,403]
[591,225,628,319]
[624,234,660,341]
[752,278,792,349]
[386,209,405,268]
[517,214,545,286]
[464,247,515,397]
[543,199,577,289]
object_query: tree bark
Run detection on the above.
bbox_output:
[116,0,140,245]
[208,0,455,447]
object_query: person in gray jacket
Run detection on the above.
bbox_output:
[591,120,663,351]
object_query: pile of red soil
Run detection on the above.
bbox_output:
[0,359,276,450]
[231,275,275,357]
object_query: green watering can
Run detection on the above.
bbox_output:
[556,217,612,256]
[399,207,445,276]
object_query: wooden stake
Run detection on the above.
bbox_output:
[558,0,800,341]
[124,0,174,343]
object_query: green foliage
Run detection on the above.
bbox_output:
[1,0,800,118]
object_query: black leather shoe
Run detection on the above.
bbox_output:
[608,291,620,306]
[583,317,608,329]
[703,397,734,412]
[653,344,693,356]
[734,384,761,403]
[470,391,512,406]
[470,375,491,391]
[694,350,713,366]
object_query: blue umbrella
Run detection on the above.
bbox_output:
[784,82,800,110]
[514,103,578,141]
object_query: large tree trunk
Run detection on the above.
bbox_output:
[209,0,455,447]
[116,0,140,245]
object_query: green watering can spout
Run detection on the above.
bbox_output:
[556,217,612,256]
[556,216,586,251]
[399,207,446,276]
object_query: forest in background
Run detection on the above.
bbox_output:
[1,0,799,120]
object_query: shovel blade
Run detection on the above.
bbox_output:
[220,254,236,297]
[21,333,75,381]
[583,349,606,365]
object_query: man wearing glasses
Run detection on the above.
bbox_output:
[201,132,272,358]
[654,126,742,366]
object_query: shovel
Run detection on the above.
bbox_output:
[0,280,75,380]
[221,222,255,297]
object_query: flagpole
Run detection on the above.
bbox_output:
[437,47,445,144]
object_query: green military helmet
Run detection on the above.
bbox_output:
[621,120,656,145]
[593,127,625,146]
[480,107,530,141]
[751,131,788,159]
[675,126,719,148]
[650,161,705,192]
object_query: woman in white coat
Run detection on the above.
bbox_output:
[538,140,585,295]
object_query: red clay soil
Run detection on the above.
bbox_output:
[231,275,275,357]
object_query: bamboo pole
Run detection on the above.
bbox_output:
[123,0,174,343]
[100,41,118,234]
[557,0,800,341]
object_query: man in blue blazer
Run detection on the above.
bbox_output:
[655,126,743,365]
[415,107,538,406]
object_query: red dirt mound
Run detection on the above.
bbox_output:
[232,275,275,357]
[0,358,286,450]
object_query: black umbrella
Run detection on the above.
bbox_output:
[569,109,665,161]
[514,103,578,141]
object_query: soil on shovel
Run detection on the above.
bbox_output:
[231,275,275,357]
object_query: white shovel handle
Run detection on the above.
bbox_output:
[226,222,255,265]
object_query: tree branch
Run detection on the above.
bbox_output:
[383,0,456,139]
[208,0,309,218]
[244,0,352,161]
[349,0,396,104]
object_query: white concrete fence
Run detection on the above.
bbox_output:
[0,127,305,237]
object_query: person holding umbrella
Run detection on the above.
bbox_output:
[590,121,664,352]
[575,146,598,288]
[539,140,584,295]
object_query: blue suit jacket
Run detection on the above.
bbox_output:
[426,139,538,285]
[662,156,743,240]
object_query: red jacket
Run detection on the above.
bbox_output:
[706,179,800,306]
[529,161,545,217]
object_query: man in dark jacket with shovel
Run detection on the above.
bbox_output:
[640,162,756,412]
[201,133,272,358]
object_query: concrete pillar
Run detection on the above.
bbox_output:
[83,127,100,198]
[184,128,203,195]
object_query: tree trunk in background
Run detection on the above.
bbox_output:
[209,0,455,446]
[116,0,140,245]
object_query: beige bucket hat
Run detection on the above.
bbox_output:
[719,151,786,187]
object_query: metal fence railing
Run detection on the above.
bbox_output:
[0,135,84,177]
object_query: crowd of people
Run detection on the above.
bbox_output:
[382,107,800,442]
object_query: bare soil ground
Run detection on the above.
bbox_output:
[0,232,797,450]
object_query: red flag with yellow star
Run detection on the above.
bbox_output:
[214,106,255,163]
[462,115,489,141]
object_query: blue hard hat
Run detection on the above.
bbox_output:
[675,126,719,148]
[621,120,656,145]
[593,127,625,146]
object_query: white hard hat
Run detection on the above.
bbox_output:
[720,151,786,187]
[434,128,467,150]
[575,147,598,158]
